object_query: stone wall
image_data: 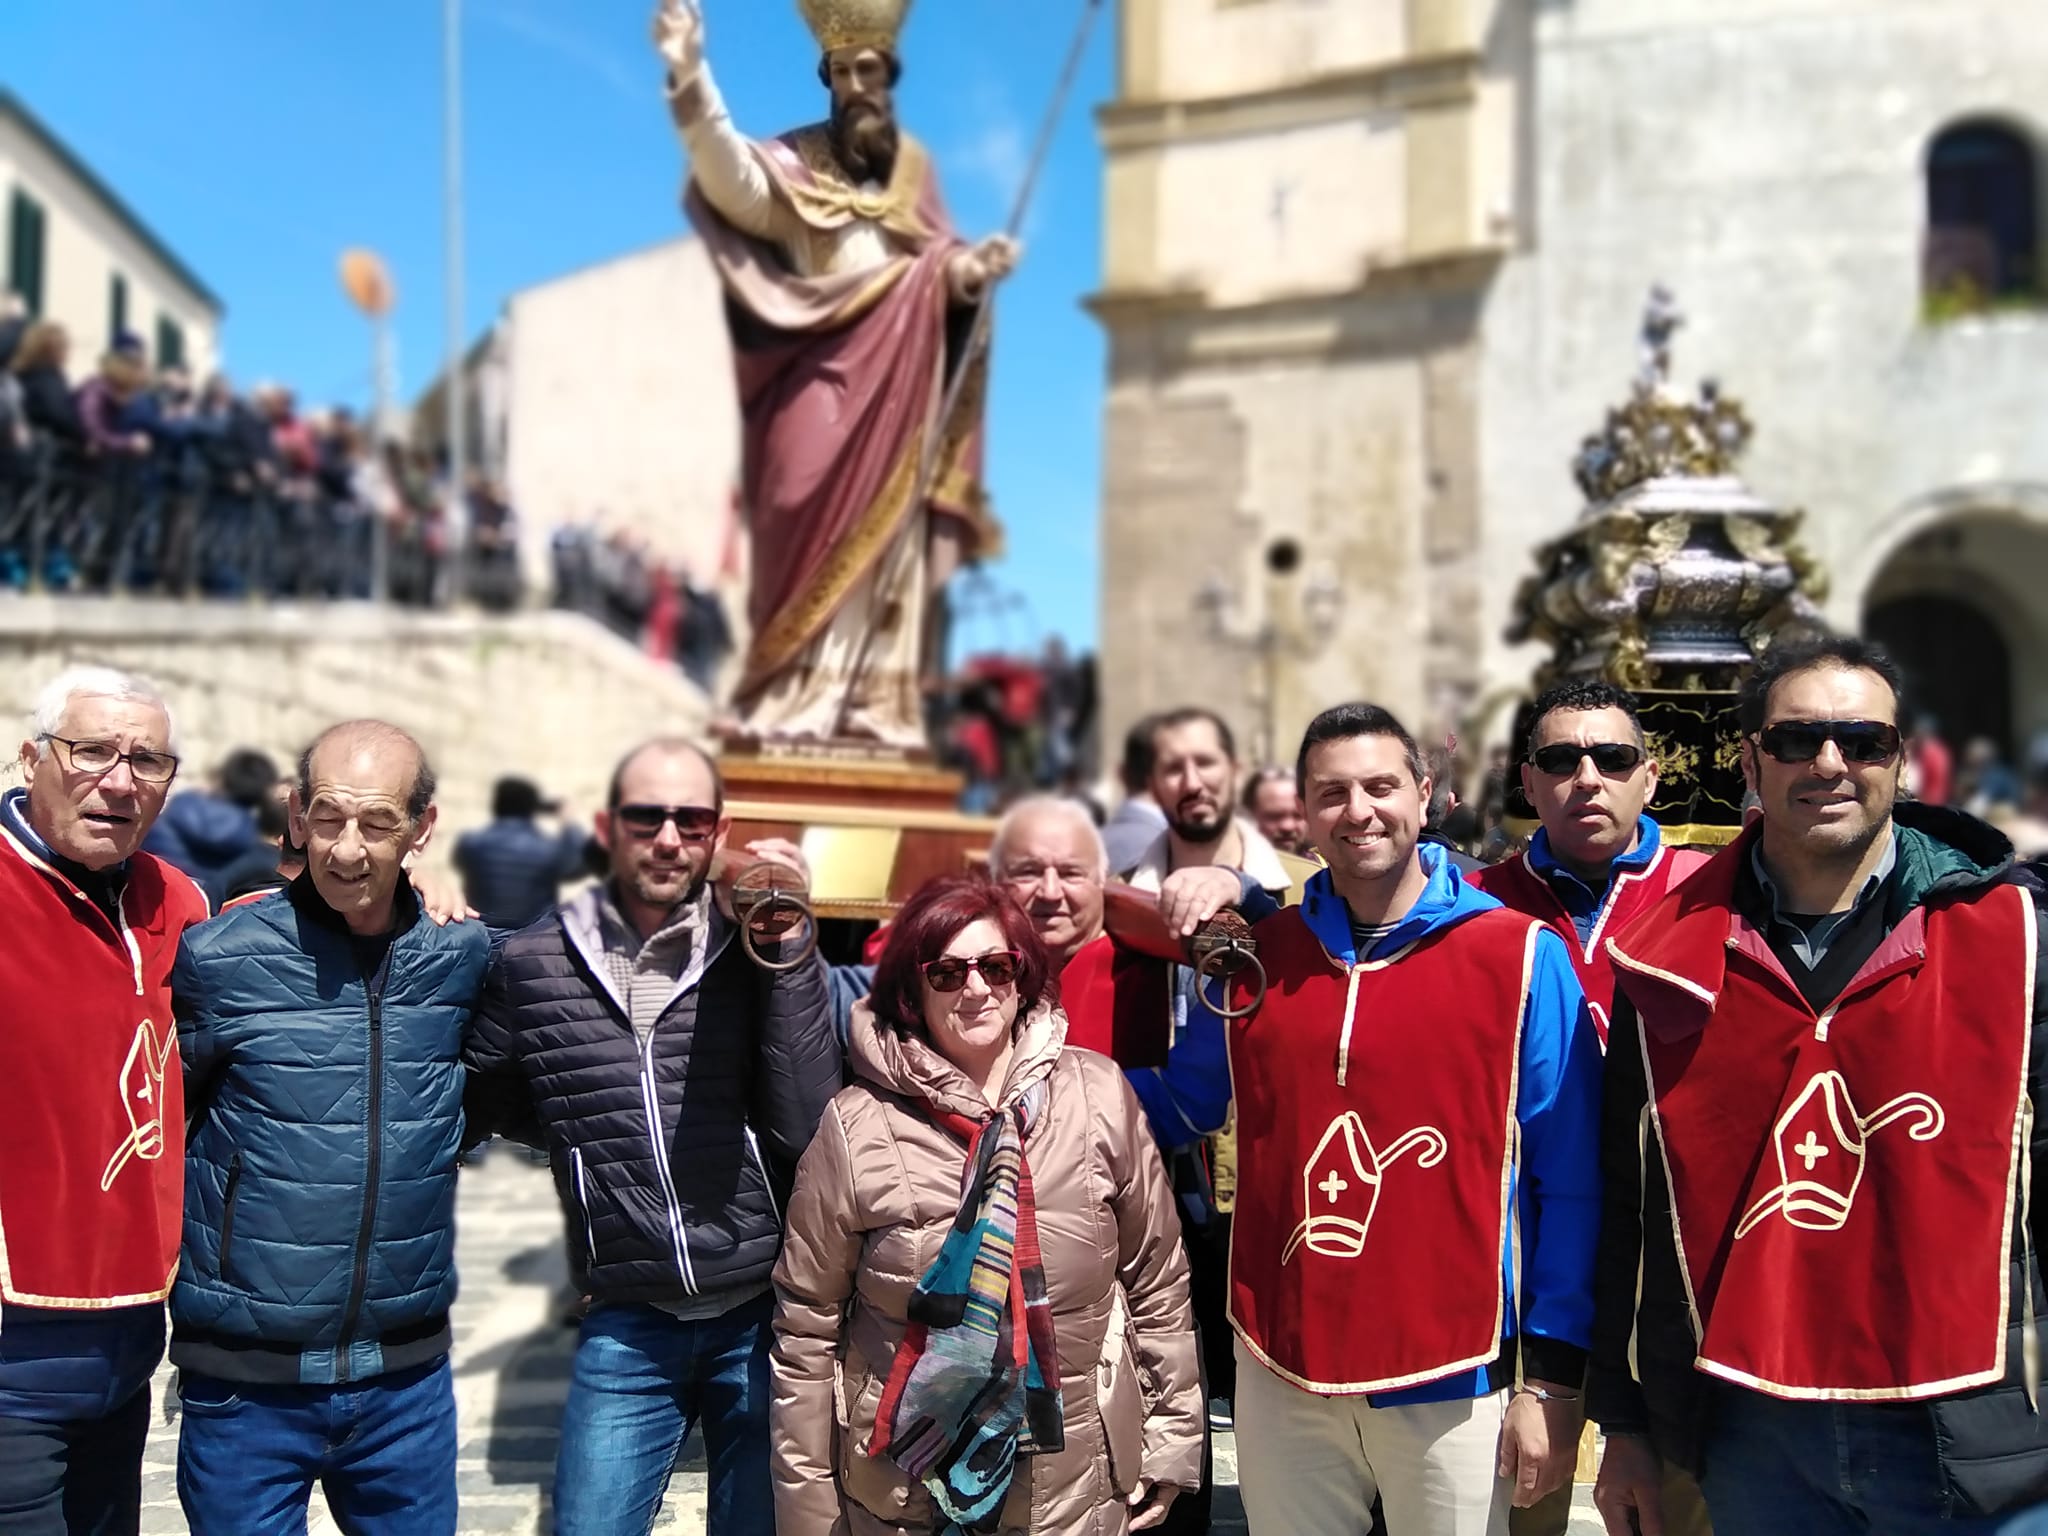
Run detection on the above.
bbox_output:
[0,601,710,863]
[1100,0,2048,759]
[500,237,740,588]
[1477,0,2048,721]
[1095,0,1511,760]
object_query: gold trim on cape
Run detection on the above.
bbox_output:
[740,395,932,696]
[761,126,932,244]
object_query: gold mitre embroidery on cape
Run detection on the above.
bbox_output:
[798,0,911,55]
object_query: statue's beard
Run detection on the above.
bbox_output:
[830,100,899,186]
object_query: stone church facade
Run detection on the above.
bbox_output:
[1093,0,2048,766]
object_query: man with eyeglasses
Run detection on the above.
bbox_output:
[1590,634,2048,1536]
[0,665,209,1535]
[464,736,839,1536]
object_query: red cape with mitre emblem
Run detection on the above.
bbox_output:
[0,830,208,1307]
[1608,836,2035,1399]
[1225,905,1539,1393]
[1472,842,1708,1046]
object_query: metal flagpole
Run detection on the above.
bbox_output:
[371,315,394,600]
[444,0,468,607]
[829,0,1107,737]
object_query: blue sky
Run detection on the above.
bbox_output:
[2,0,1110,653]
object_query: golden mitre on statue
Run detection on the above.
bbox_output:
[798,0,911,54]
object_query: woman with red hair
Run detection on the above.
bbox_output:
[769,873,1202,1535]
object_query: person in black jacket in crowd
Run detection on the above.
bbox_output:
[454,775,588,932]
[1590,633,2048,1536]
[464,735,838,1536]
[10,323,84,448]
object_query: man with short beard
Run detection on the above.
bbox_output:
[655,0,1019,745]
[1124,709,1292,897]
[1590,635,2048,1535]
[464,737,838,1536]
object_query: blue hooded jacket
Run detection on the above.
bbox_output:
[1223,844,1604,1405]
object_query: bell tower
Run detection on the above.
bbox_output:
[1091,0,1531,760]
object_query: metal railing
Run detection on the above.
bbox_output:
[0,432,519,606]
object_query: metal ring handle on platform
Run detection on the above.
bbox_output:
[737,888,819,972]
[1193,939,1266,1019]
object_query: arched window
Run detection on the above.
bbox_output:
[1925,120,2040,312]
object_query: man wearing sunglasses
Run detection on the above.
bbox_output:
[1472,680,1712,1536]
[1591,634,2048,1536]
[465,736,839,1536]
[1474,681,1709,1049]
[0,666,210,1535]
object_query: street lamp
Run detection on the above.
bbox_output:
[1195,537,1343,764]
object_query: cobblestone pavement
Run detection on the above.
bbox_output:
[139,1148,1602,1533]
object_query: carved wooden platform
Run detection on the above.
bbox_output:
[718,744,995,919]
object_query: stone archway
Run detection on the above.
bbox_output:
[1859,511,2048,758]
[1866,594,2012,751]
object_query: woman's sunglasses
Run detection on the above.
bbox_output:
[921,951,1022,993]
[1755,720,1902,766]
[1529,742,1644,777]
[615,803,719,840]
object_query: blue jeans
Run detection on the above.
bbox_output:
[1701,1385,2004,1534]
[553,1296,774,1536]
[175,1356,456,1536]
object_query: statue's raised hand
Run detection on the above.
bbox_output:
[652,0,705,84]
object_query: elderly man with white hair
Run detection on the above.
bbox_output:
[0,665,210,1534]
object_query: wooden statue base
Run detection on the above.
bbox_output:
[718,742,995,920]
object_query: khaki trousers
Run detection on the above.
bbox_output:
[1234,1343,1511,1536]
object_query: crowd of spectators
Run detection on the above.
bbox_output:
[934,636,1100,814]
[0,301,519,607]
[549,522,735,693]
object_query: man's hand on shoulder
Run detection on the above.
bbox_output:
[409,866,477,927]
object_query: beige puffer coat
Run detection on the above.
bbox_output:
[770,1000,1204,1536]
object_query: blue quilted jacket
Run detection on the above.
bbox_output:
[169,877,490,1385]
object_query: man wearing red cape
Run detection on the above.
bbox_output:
[656,0,1015,747]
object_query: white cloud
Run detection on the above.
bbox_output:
[951,114,1029,217]
[471,1,646,106]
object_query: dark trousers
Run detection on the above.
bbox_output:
[1160,1212,1234,1536]
[0,1385,149,1536]
[1701,1385,2004,1535]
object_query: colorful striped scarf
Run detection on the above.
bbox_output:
[869,1080,1064,1533]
